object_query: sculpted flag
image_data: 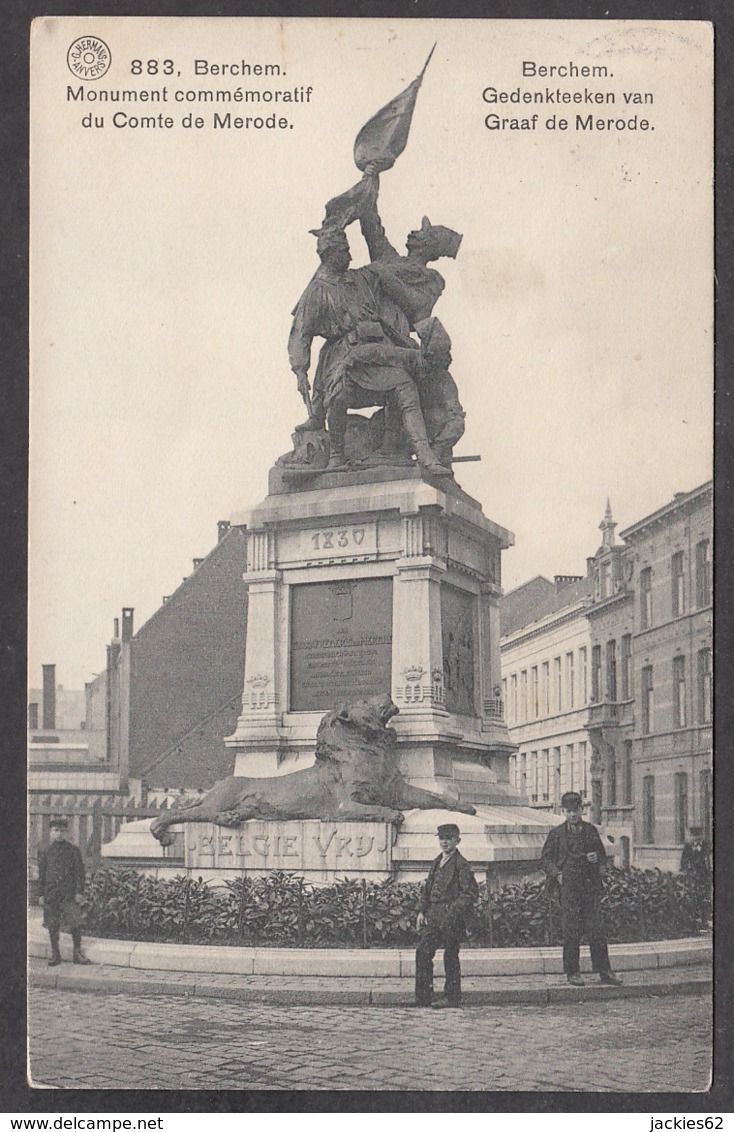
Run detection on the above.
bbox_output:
[354,43,435,172]
[319,45,436,231]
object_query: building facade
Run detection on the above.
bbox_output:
[502,574,594,814]
[501,483,712,870]
[616,483,712,871]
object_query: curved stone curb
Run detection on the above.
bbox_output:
[28,912,711,977]
[30,965,710,1007]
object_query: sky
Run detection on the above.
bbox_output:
[29,17,713,690]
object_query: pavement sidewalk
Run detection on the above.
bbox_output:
[28,907,711,1006]
[28,950,711,1007]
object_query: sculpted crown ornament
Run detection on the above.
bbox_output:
[403,666,425,682]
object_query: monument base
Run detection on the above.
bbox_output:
[101,805,572,884]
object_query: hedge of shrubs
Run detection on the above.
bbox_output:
[78,865,710,948]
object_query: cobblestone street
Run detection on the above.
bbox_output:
[28,987,711,1092]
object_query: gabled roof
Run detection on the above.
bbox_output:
[501,574,593,638]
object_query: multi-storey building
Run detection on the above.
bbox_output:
[615,483,712,871]
[502,574,594,814]
[501,483,712,870]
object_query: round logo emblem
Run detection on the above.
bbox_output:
[67,36,111,81]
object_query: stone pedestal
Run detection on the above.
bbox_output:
[100,806,575,884]
[226,468,516,807]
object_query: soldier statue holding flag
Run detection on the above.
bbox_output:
[287,48,463,476]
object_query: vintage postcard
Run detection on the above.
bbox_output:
[28,17,713,1096]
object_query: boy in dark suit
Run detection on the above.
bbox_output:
[38,817,92,966]
[541,792,622,987]
[414,823,478,1007]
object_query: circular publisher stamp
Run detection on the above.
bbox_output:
[67,36,111,80]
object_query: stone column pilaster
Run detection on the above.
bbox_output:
[391,512,448,725]
[227,527,283,764]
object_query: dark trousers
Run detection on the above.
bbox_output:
[415,924,462,1004]
[48,927,84,958]
[46,901,84,958]
[561,888,610,975]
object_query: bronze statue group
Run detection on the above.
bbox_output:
[286,51,467,479]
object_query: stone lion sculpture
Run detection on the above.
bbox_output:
[149,694,475,845]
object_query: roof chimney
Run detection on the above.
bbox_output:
[217,520,231,542]
[42,664,56,730]
[554,574,583,589]
[121,608,134,642]
[193,558,204,570]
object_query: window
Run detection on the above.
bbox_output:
[530,750,538,801]
[695,540,711,607]
[640,567,653,629]
[565,652,574,708]
[600,559,611,599]
[641,665,654,734]
[542,660,550,715]
[591,645,602,702]
[520,751,527,797]
[697,648,712,724]
[623,740,633,806]
[579,741,588,796]
[673,655,687,727]
[501,677,507,713]
[510,674,517,725]
[554,748,563,804]
[520,670,528,722]
[606,639,617,701]
[674,772,688,844]
[541,749,550,801]
[620,634,632,699]
[554,656,562,712]
[531,666,539,719]
[606,746,617,807]
[642,775,655,843]
[700,768,712,844]
[671,551,685,616]
[579,647,588,704]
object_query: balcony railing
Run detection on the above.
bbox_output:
[586,700,633,728]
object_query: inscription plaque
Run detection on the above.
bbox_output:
[441,584,478,716]
[290,578,393,711]
[185,820,393,874]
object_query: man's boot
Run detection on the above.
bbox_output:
[72,929,92,966]
[326,400,349,470]
[48,929,62,967]
[395,386,451,477]
[294,413,326,433]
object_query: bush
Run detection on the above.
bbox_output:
[80,865,710,948]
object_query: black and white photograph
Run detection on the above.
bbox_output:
[26,16,713,1097]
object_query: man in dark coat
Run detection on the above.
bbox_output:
[541,792,622,987]
[413,822,478,1008]
[681,826,712,930]
[38,817,92,966]
[680,826,711,881]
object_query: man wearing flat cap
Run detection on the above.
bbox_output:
[541,792,622,987]
[414,822,478,1007]
[38,817,92,966]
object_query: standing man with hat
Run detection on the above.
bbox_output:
[541,792,622,987]
[414,822,478,1008]
[38,817,92,966]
